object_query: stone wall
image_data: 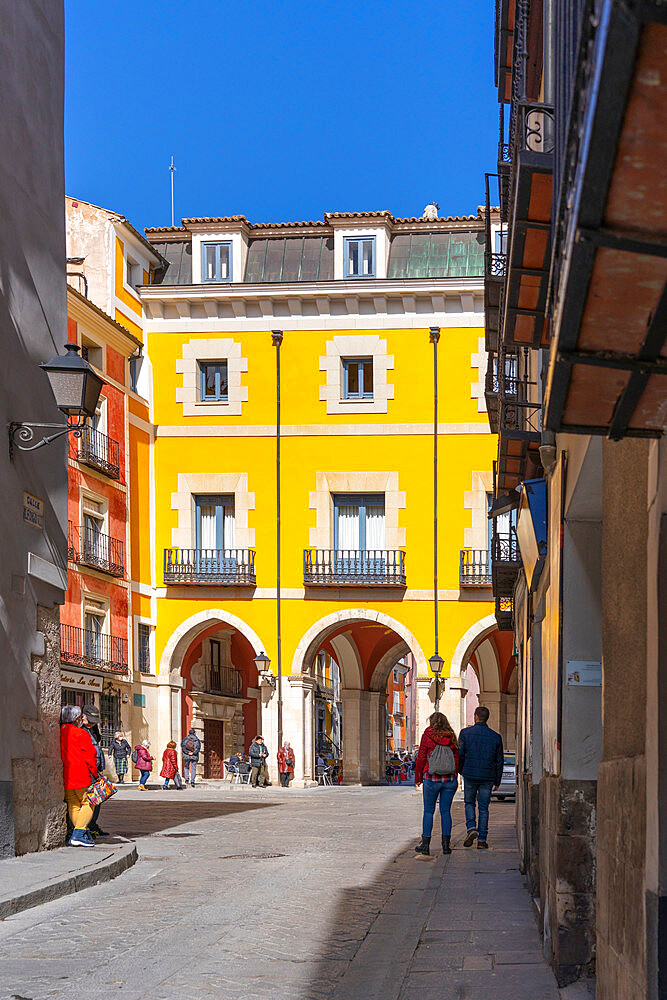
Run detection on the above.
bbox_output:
[12,606,66,855]
[596,756,647,999]
[539,775,597,986]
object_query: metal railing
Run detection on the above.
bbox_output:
[495,595,514,631]
[460,549,492,587]
[60,623,128,673]
[493,527,520,564]
[303,549,406,586]
[78,428,120,479]
[163,548,256,585]
[194,663,242,697]
[68,523,124,577]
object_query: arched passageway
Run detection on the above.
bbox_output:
[286,610,427,785]
[461,629,516,749]
[159,610,267,780]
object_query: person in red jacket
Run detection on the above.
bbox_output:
[414,712,460,857]
[276,741,295,787]
[60,704,99,847]
[134,741,154,789]
[160,741,179,789]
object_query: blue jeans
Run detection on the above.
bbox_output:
[139,770,150,787]
[422,777,458,836]
[463,779,493,841]
[184,760,197,784]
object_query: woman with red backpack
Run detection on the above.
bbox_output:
[414,712,459,857]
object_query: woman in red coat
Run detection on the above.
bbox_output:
[60,704,98,847]
[277,741,295,787]
[414,712,460,857]
[160,741,179,789]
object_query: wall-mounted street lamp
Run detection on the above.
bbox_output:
[9,343,104,459]
[254,650,276,689]
[429,652,444,711]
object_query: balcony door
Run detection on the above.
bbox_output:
[195,495,235,575]
[333,494,385,576]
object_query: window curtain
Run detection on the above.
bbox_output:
[223,505,235,549]
[337,505,359,550]
[199,505,217,549]
[365,505,385,550]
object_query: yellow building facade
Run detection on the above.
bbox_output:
[68,201,500,784]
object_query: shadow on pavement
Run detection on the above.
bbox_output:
[98,795,282,840]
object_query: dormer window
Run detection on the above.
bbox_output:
[344,237,376,278]
[202,241,232,282]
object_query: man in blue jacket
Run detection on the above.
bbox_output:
[458,706,503,849]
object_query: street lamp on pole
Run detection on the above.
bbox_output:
[429,653,444,712]
[429,327,441,712]
[272,330,284,750]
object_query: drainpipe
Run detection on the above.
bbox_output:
[272,330,284,750]
[430,327,441,710]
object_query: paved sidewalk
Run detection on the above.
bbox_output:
[0,841,137,919]
[329,809,595,1000]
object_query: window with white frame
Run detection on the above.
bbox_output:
[80,334,103,371]
[199,360,229,402]
[342,358,373,400]
[81,494,107,561]
[126,256,139,288]
[84,595,108,662]
[393,691,401,715]
[201,241,232,282]
[344,236,376,278]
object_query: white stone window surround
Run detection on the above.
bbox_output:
[470,336,489,413]
[308,472,406,549]
[332,225,390,280]
[176,337,248,417]
[191,231,248,284]
[171,473,255,549]
[319,334,394,415]
[463,470,494,549]
[133,615,156,675]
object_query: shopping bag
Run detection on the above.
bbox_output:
[87,774,117,807]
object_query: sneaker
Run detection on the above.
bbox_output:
[68,829,94,847]
[477,840,489,850]
[463,829,478,847]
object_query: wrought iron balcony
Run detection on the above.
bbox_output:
[495,596,514,632]
[163,548,256,585]
[460,549,492,587]
[492,527,521,598]
[60,623,128,673]
[303,549,406,587]
[193,663,242,697]
[68,523,124,577]
[78,428,120,479]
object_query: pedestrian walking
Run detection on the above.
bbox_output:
[133,739,153,789]
[60,705,98,847]
[81,703,109,836]
[160,741,180,789]
[181,728,201,787]
[458,706,504,849]
[249,735,269,787]
[414,712,459,857]
[109,731,131,783]
[277,741,295,787]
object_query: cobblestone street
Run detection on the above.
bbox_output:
[0,785,591,1000]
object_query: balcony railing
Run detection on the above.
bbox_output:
[492,528,520,565]
[304,549,406,587]
[460,549,492,587]
[495,596,514,631]
[68,523,125,577]
[78,428,120,479]
[163,548,256,585]
[193,663,242,697]
[60,623,128,673]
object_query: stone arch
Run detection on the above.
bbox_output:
[450,613,499,680]
[329,633,364,690]
[369,640,410,692]
[160,608,267,680]
[291,608,428,679]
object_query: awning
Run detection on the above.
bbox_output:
[516,478,547,591]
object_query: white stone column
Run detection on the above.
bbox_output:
[442,673,469,734]
[284,676,317,787]
[368,690,383,783]
[415,676,435,739]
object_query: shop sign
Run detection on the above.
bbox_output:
[23,491,44,529]
[60,670,103,693]
[565,661,602,687]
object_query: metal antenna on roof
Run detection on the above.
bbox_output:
[169,155,176,226]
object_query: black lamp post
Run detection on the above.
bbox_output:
[254,650,275,689]
[429,652,444,712]
[9,343,104,458]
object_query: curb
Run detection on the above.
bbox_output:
[0,843,138,921]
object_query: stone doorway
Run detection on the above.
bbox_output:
[203,719,224,778]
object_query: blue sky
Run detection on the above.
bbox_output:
[65,1,497,232]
